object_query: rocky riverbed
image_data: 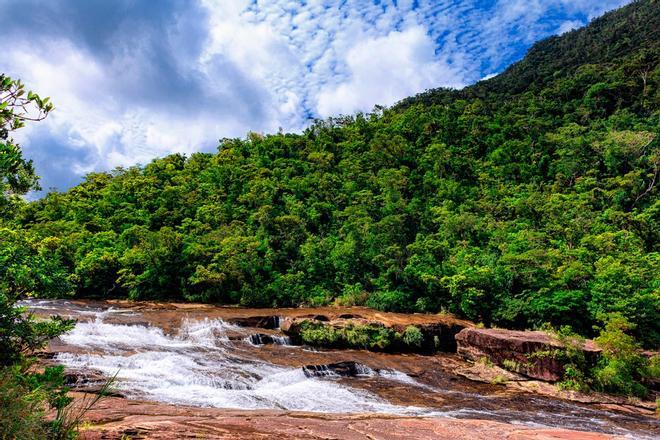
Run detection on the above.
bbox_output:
[24,299,659,439]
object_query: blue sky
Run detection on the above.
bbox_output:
[0,0,631,194]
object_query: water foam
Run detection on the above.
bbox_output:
[55,316,426,414]
[246,333,293,346]
[24,299,660,438]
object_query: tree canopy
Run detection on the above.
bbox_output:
[0,74,53,213]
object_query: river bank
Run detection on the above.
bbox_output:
[25,299,659,439]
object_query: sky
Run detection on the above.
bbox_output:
[0,0,632,194]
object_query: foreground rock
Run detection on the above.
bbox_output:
[456,328,601,382]
[75,395,627,440]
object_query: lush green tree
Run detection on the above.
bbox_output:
[0,74,53,214]
[0,75,91,439]
[592,314,653,397]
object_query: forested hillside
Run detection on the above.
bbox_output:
[4,0,658,346]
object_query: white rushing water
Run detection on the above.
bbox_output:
[23,299,660,439]
[55,316,430,414]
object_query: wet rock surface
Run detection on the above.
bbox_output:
[75,395,630,440]
[456,328,601,382]
[228,315,281,329]
[246,332,292,345]
[454,362,658,415]
[61,368,125,397]
[23,299,660,440]
[302,361,373,378]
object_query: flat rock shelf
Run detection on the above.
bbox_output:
[24,299,660,440]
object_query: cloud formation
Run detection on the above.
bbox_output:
[0,0,631,193]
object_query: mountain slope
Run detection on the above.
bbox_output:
[397,0,659,108]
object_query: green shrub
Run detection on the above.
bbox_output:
[0,367,48,440]
[343,325,395,350]
[365,290,412,313]
[299,321,398,351]
[0,296,74,366]
[592,314,651,398]
[299,321,342,346]
[402,326,424,348]
[502,359,522,373]
[334,283,368,306]
[551,315,657,397]
[39,367,116,440]
[491,374,509,385]
[299,322,434,351]
[559,364,591,392]
[0,365,109,440]
[647,355,660,379]
[553,326,591,391]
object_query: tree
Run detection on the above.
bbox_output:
[0,75,93,439]
[1,74,53,212]
[0,73,74,366]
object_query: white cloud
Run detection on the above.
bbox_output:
[557,19,585,34]
[7,40,247,171]
[0,0,635,193]
[316,27,465,117]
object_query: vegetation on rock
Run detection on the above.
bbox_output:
[551,315,658,397]
[297,320,429,352]
[299,320,399,351]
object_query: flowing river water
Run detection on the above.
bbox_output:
[23,299,659,439]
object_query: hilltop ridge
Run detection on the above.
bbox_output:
[397,0,659,109]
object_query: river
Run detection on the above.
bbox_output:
[22,299,659,439]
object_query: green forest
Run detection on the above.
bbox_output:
[2,0,658,348]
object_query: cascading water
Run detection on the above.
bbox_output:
[246,333,292,346]
[22,299,660,439]
[54,314,425,413]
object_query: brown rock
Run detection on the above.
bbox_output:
[390,321,466,352]
[75,395,627,440]
[302,361,373,378]
[455,328,601,382]
[279,316,303,334]
[64,368,108,388]
[227,315,280,329]
[62,369,125,397]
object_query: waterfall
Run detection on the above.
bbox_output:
[53,312,426,414]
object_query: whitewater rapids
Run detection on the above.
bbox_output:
[54,314,429,413]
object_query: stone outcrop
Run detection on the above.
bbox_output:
[391,321,466,352]
[302,361,373,378]
[63,368,125,397]
[280,313,471,353]
[247,333,292,345]
[227,315,280,329]
[455,328,601,382]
